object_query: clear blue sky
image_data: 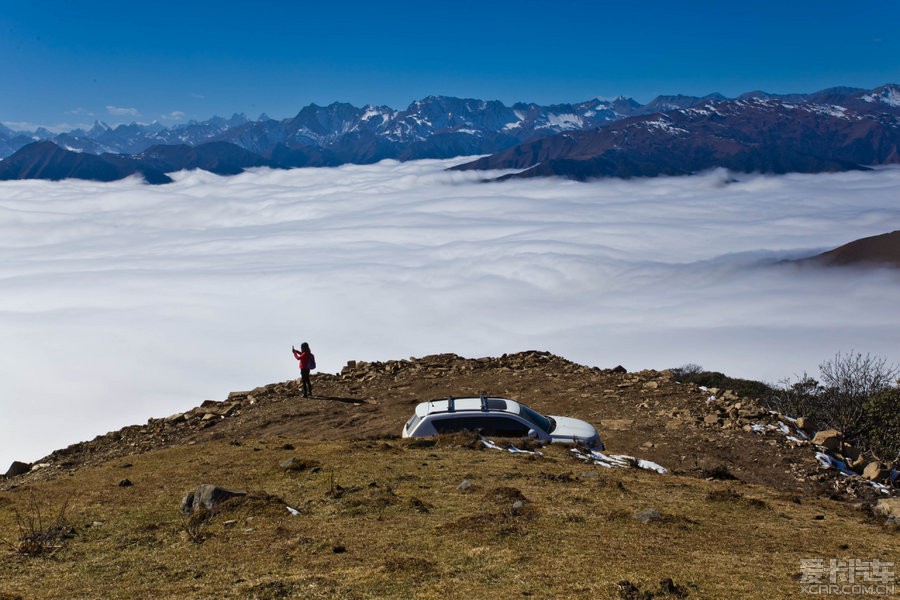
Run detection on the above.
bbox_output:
[2,0,898,131]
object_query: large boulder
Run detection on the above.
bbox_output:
[4,461,31,478]
[862,462,889,482]
[181,484,247,515]
[811,429,842,451]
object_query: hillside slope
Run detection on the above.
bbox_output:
[3,352,857,495]
[1,352,897,599]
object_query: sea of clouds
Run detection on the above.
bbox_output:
[2,158,899,469]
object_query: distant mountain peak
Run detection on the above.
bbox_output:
[2,84,900,183]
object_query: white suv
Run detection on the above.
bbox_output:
[402,396,602,449]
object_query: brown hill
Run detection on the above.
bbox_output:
[2,352,897,599]
[811,230,900,268]
[3,351,857,497]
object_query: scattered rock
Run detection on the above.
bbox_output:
[118,479,133,487]
[457,479,474,493]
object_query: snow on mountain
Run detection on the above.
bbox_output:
[862,84,900,108]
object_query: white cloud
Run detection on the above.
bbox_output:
[1,160,899,469]
[2,121,93,134]
[161,111,187,121]
[106,105,140,117]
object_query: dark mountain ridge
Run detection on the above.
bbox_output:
[454,92,900,180]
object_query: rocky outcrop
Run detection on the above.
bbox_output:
[3,461,31,478]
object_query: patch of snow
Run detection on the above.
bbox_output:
[805,104,852,119]
[642,119,689,135]
[862,87,900,107]
[481,438,543,456]
[572,448,668,474]
[816,451,854,476]
[815,452,894,495]
[543,113,583,130]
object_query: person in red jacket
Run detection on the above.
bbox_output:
[292,342,316,398]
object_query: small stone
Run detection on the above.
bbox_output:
[118,478,133,487]
[704,414,720,425]
[634,508,662,523]
[457,479,473,493]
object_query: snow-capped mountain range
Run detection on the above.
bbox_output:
[1,84,899,183]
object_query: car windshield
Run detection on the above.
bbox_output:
[517,404,553,433]
[405,414,422,432]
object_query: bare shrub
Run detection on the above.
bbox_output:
[817,351,898,443]
[0,492,74,556]
[769,351,898,453]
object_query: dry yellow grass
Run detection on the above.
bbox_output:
[1,436,897,599]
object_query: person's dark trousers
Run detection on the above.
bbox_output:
[300,369,313,397]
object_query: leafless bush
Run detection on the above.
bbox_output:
[0,492,73,556]
[769,351,899,452]
[818,351,898,444]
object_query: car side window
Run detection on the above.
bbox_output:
[432,416,487,434]
[490,416,531,437]
[430,414,531,437]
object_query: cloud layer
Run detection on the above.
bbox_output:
[2,160,899,468]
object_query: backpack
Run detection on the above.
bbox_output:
[308,354,316,370]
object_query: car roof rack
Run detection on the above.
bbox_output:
[480,394,489,412]
[447,396,455,413]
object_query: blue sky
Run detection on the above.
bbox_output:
[1,0,898,131]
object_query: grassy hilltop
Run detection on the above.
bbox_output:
[1,352,897,599]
